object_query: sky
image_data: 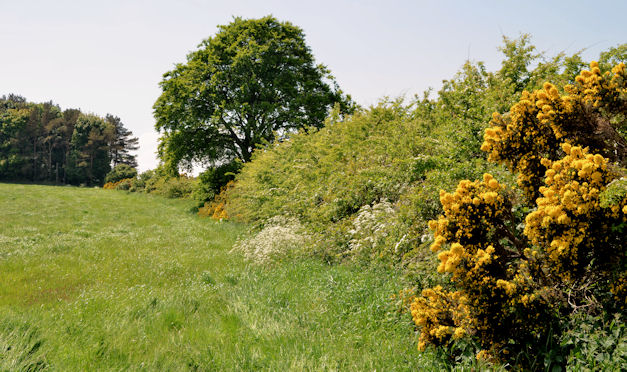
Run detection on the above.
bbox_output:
[1,0,625,172]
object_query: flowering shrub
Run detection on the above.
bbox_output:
[104,164,137,184]
[198,201,228,220]
[232,216,310,264]
[103,178,134,190]
[411,63,627,367]
[344,200,408,263]
[198,181,234,220]
[114,178,133,190]
[415,174,557,361]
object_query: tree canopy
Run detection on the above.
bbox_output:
[0,94,138,185]
[105,114,139,168]
[153,15,354,171]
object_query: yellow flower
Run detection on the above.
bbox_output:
[428,220,438,231]
[476,350,489,361]
[450,243,463,256]
[562,142,572,154]
[483,191,498,204]
[453,327,466,339]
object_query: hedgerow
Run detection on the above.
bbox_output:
[224,36,607,269]
[225,100,432,263]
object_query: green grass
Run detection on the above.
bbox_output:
[0,183,436,371]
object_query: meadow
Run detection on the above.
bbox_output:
[0,183,438,371]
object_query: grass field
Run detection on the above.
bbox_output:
[0,183,436,371]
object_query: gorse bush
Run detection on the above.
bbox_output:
[104,164,137,184]
[411,62,626,368]
[482,61,627,202]
[198,181,234,220]
[194,161,242,207]
[114,178,133,191]
[103,178,133,190]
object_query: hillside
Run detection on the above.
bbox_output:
[0,183,435,370]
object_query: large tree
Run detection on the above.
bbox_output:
[153,15,354,170]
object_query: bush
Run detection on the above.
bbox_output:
[103,178,134,191]
[193,161,242,208]
[232,216,310,264]
[151,175,197,199]
[126,166,197,199]
[226,100,442,264]
[227,100,426,226]
[104,164,137,184]
[410,62,627,368]
[114,178,133,191]
[198,181,234,220]
[342,200,409,264]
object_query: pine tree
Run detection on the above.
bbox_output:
[105,114,138,168]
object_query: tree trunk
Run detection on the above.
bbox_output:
[89,155,94,185]
[48,145,52,181]
[32,140,37,181]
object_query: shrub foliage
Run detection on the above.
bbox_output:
[104,164,137,184]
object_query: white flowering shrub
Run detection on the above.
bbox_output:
[233,216,310,264]
[344,200,407,262]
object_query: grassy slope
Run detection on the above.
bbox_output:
[0,183,433,371]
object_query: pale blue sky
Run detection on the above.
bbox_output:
[1,0,625,171]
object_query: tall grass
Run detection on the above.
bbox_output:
[0,183,437,370]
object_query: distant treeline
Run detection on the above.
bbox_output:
[0,94,138,185]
